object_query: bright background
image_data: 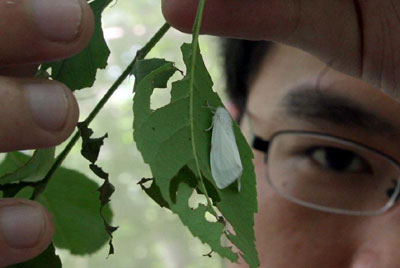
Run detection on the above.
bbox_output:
[58,0,227,267]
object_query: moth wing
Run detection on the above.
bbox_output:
[210,122,243,190]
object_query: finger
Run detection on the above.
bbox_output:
[162,0,300,40]
[0,198,54,267]
[0,77,79,152]
[0,0,94,65]
[162,0,362,79]
[0,64,39,77]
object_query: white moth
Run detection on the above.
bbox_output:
[209,107,243,191]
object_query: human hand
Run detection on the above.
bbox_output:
[0,0,94,266]
[162,0,400,101]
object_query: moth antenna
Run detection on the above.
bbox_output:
[202,100,217,113]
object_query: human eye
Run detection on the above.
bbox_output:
[304,146,373,174]
[267,133,400,211]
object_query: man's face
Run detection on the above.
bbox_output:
[233,44,400,267]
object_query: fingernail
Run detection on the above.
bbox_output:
[27,0,83,42]
[24,83,69,131]
[0,204,46,249]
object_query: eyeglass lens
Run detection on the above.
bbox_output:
[266,132,400,213]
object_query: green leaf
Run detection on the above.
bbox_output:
[133,43,259,267]
[0,150,113,255]
[0,148,55,185]
[8,243,61,268]
[0,183,33,198]
[38,166,113,255]
[161,166,237,260]
[40,0,111,90]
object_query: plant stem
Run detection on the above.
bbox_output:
[32,23,171,199]
[188,0,219,219]
[85,22,171,125]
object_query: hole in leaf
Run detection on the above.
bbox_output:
[149,70,183,110]
[220,232,230,248]
[204,211,217,222]
[150,87,171,110]
[224,219,237,236]
[188,189,208,209]
[0,153,5,163]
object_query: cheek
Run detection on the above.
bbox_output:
[253,151,358,267]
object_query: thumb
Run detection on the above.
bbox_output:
[162,0,360,76]
[0,199,54,267]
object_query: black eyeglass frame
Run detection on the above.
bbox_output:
[251,130,400,216]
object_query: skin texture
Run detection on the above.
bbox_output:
[0,0,94,266]
[162,0,400,101]
[231,44,400,268]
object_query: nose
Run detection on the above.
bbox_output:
[349,211,400,268]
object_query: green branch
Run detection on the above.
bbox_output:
[32,23,171,199]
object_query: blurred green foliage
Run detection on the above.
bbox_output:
[58,0,227,267]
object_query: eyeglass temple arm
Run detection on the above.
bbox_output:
[252,136,270,153]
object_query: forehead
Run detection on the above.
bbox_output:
[248,44,400,126]
[246,44,400,155]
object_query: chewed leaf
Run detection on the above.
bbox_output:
[40,0,111,90]
[132,58,177,89]
[78,122,118,256]
[0,148,55,185]
[133,43,259,267]
[78,122,108,163]
[158,166,237,260]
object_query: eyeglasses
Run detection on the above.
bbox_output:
[252,130,400,216]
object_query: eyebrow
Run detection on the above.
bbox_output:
[281,87,398,136]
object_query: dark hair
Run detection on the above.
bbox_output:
[221,38,272,121]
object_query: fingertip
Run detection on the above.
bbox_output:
[0,77,79,152]
[47,80,80,146]
[0,0,95,65]
[161,0,301,41]
[161,0,197,34]
[20,79,80,149]
[64,82,80,138]
[0,199,54,267]
[30,0,96,63]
